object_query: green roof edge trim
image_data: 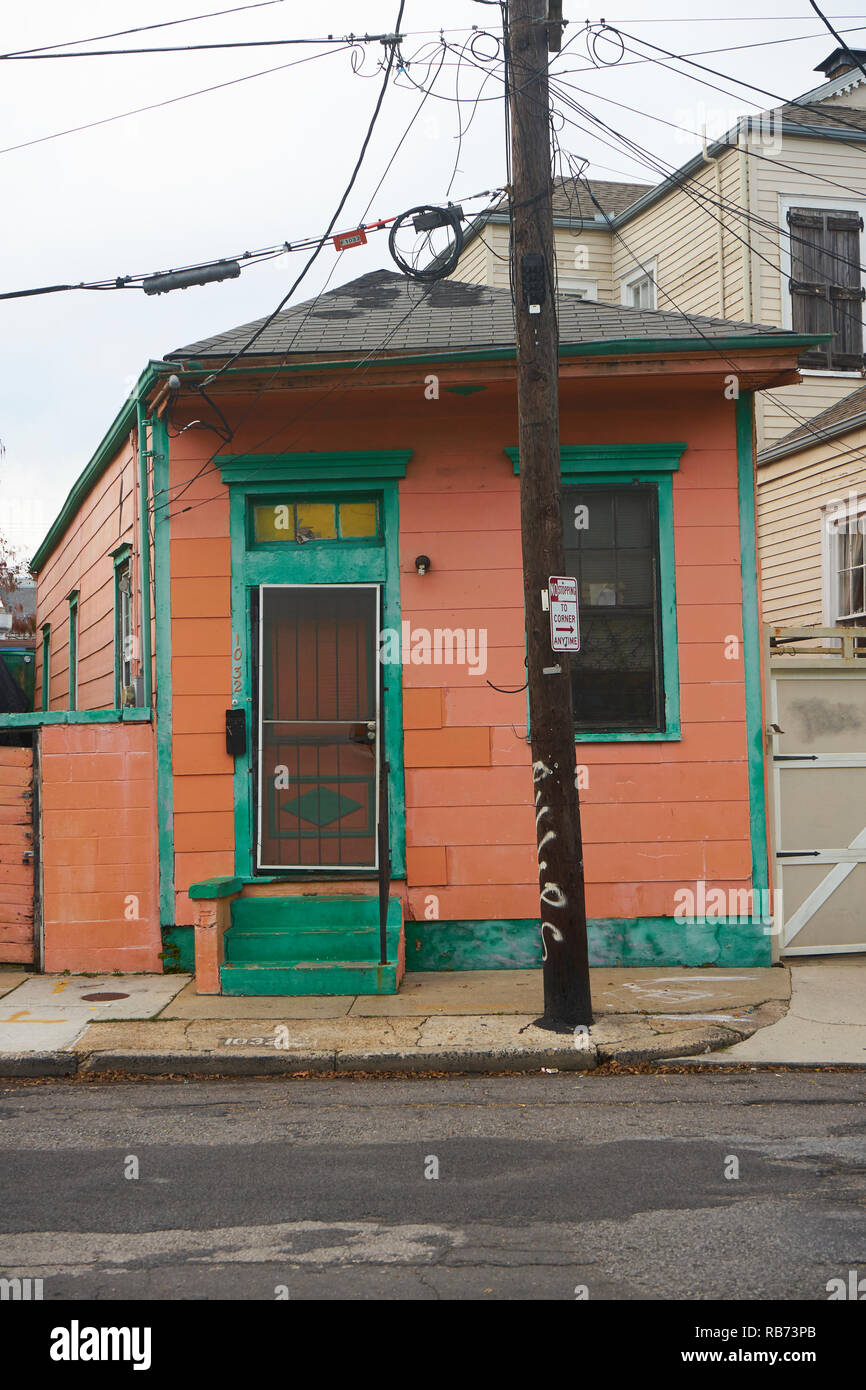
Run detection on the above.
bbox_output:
[30,359,173,573]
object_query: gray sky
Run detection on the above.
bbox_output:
[1,1,863,559]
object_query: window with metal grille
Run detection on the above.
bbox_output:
[562,485,664,731]
[115,558,135,706]
[787,206,865,370]
[67,591,78,712]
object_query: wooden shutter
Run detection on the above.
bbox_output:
[787,207,864,369]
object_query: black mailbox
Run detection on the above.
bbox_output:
[226,708,246,757]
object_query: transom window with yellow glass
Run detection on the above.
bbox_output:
[252,498,380,545]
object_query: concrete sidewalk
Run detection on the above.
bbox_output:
[0,964,791,1076]
[687,956,866,1067]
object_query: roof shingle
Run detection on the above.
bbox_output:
[169,269,793,361]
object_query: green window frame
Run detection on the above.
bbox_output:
[111,544,135,708]
[507,443,684,742]
[40,624,50,712]
[67,590,79,712]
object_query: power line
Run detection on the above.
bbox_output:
[600,13,866,20]
[0,1,289,58]
[807,0,866,85]
[545,75,866,286]
[0,215,401,302]
[571,165,866,463]
[0,33,408,60]
[452,37,866,453]
[0,44,349,157]
[606,25,866,145]
[552,74,866,208]
[155,39,501,518]
[545,84,866,349]
[0,25,512,61]
[562,138,866,459]
[198,1,407,391]
[452,39,866,289]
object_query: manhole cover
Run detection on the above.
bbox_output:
[80,991,130,1002]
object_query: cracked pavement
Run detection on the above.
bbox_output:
[0,1071,864,1299]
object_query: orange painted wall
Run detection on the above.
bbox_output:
[396,380,752,924]
[164,373,754,931]
[35,438,138,711]
[40,723,161,971]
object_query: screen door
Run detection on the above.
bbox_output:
[257,584,380,870]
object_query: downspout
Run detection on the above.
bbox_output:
[703,123,726,319]
[714,155,726,318]
[135,397,154,710]
[738,118,753,320]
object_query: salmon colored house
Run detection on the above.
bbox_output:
[0,272,821,991]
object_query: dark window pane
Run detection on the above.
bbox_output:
[615,491,652,546]
[561,485,663,731]
[571,492,613,548]
[617,550,654,606]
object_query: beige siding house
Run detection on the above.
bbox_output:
[451,49,866,454]
[757,384,866,628]
[449,47,866,629]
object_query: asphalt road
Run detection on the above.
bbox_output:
[0,1072,864,1300]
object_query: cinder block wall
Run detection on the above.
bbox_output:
[40,723,161,971]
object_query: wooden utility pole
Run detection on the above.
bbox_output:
[506,0,592,1029]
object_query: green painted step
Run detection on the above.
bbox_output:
[230,895,401,931]
[220,961,400,997]
[220,892,404,995]
[225,925,387,965]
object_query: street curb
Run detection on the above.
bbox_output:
[0,1023,778,1078]
[662,1056,866,1070]
[332,1047,598,1073]
[74,1047,599,1076]
[77,1051,338,1076]
[0,1052,80,1077]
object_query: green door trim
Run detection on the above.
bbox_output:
[226,456,408,882]
[735,392,770,910]
[151,414,175,927]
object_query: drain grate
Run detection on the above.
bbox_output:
[80,991,130,1002]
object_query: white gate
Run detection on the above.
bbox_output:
[769,627,866,955]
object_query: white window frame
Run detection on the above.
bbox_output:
[558,275,598,300]
[778,193,866,378]
[620,259,657,310]
[821,492,866,624]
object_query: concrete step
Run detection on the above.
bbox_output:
[220,960,400,996]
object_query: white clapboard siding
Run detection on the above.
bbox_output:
[757,420,866,625]
[610,149,745,319]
